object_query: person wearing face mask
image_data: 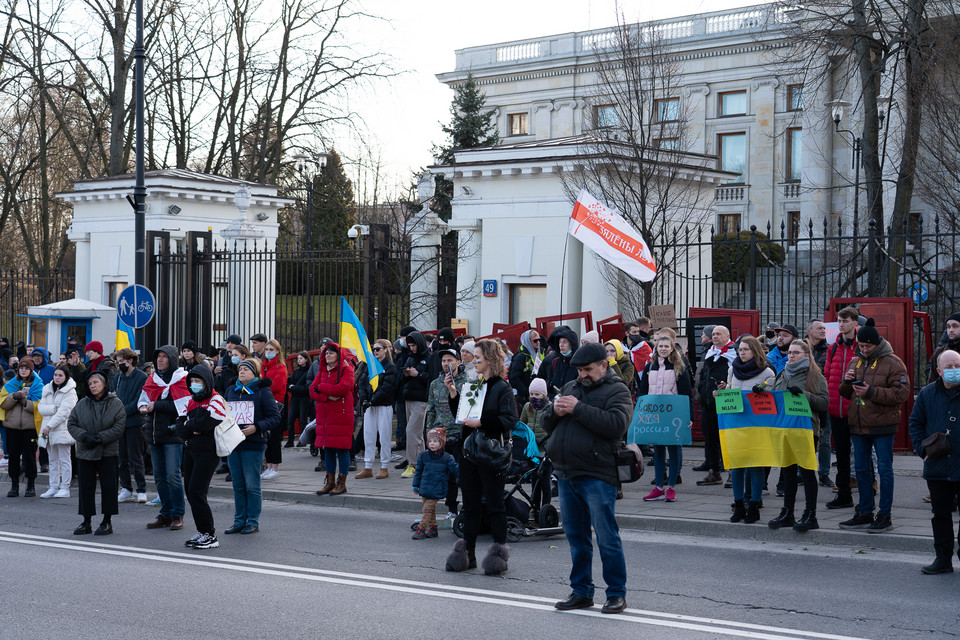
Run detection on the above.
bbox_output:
[909,350,960,574]
[766,340,828,532]
[111,348,149,504]
[604,339,635,390]
[77,341,117,400]
[260,339,289,480]
[538,326,580,399]
[928,312,960,385]
[176,364,227,549]
[624,319,654,381]
[460,341,478,381]
[763,322,781,353]
[520,378,552,447]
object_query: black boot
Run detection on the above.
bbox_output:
[7,480,19,498]
[767,507,795,529]
[793,509,819,532]
[24,479,35,498]
[921,555,954,575]
[730,499,746,523]
[744,502,761,524]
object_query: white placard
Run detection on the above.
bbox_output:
[455,381,487,424]
[228,401,255,425]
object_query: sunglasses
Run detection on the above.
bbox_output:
[531,338,541,343]
[372,347,383,352]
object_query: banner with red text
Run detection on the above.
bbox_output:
[568,190,657,282]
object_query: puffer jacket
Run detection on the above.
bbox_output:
[38,377,78,446]
[766,346,789,374]
[176,365,225,453]
[639,359,694,397]
[412,449,459,500]
[401,332,431,402]
[824,336,858,418]
[519,401,550,446]
[909,380,960,481]
[770,362,829,435]
[839,339,911,435]
[261,354,288,406]
[543,368,632,486]
[310,344,356,450]
[367,360,397,407]
[66,390,126,461]
[0,374,44,432]
[225,377,280,451]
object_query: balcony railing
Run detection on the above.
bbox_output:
[715,184,749,202]
[781,182,801,199]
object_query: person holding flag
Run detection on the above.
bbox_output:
[356,339,397,479]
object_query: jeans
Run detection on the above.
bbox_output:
[817,414,832,478]
[324,448,351,476]
[852,433,894,515]
[653,445,682,487]
[832,415,852,498]
[558,476,627,599]
[183,447,219,535]
[228,448,265,528]
[927,479,960,560]
[77,456,118,518]
[731,467,764,503]
[363,406,393,467]
[118,427,147,493]
[150,443,185,519]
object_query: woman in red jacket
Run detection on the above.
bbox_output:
[261,339,289,480]
[311,343,355,496]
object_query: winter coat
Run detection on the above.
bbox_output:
[766,346,790,374]
[519,400,550,446]
[31,348,56,384]
[448,376,517,443]
[261,355,289,406]
[839,339,911,435]
[0,374,44,432]
[508,330,544,406]
[538,326,579,397]
[824,336,858,418]
[310,345,356,450]
[112,366,148,429]
[367,360,397,407]
[78,355,117,399]
[725,362,776,392]
[66,391,126,461]
[811,339,829,371]
[288,364,311,399]
[225,377,280,451]
[696,344,736,407]
[139,345,185,446]
[605,340,636,390]
[929,340,960,385]
[175,365,225,454]
[214,362,238,396]
[543,368,632,486]
[426,371,466,436]
[909,380,960,482]
[38,378,78,446]
[413,449,459,500]
[770,362,829,436]
[401,332,431,402]
[639,359,694,397]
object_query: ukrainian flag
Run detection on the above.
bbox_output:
[339,296,384,391]
[718,391,817,470]
[116,317,135,351]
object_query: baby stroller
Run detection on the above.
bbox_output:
[453,422,562,543]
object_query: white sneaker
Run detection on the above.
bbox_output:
[0,457,8,467]
[118,488,134,503]
[260,470,270,479]
[262,469,279,480]
[54,488,70,498]
[40,487,59,498]
[136,492,148,503]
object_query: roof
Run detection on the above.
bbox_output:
[70,169,277,189]
[24,298,116,319]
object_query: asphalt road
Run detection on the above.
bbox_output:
[1,494,957,639]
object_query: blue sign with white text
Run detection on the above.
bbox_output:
[483,280,497,297]
[628,394,693,446]
[116,285,156,329]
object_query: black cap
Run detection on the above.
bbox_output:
[437,348,460,361]
[250,333,268,343]
[857,318,882,346]
[948,312,960,325]
[225,334,242,345]
[570,343,608,367]
[777,324,798,337]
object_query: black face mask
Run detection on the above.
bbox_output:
[765,330,776,339]
[118,362,130,373]
[627,335,641,346]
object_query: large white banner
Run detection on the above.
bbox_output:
[568,190,657,282]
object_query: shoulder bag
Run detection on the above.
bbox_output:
[462,429,513,475]
[214,404,245,457]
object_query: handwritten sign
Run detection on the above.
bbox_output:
[715,389,744,414]
[628,395,692,445]
[228,401,255,425]
[648,305,678,329]
[783,392,813,417]
[824,322,840,345]
[747,392,777,415]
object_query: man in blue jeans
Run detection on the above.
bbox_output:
[543,342,633,614]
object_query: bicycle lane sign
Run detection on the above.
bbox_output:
[117,285,156,329]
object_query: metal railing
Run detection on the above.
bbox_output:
[0,269,75,345]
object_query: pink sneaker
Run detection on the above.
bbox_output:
[664,487,677,502]
[643,487,665,501]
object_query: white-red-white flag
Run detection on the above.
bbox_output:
[568,190,657,282]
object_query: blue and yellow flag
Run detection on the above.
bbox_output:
[339,296,384,391]
[116,317,135,351]
[718,391,817,470]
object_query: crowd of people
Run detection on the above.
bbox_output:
[1,305,958,586]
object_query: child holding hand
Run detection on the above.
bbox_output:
[412,428,459,539]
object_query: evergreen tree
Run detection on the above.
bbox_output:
[311,149,356,247]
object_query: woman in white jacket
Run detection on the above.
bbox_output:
[38,366,77,498]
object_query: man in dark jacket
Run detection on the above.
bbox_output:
[112,348,149,503]
[30,348,56,384]
[427,327,456,381]
[399,331,431,476]
[544,342,632,615]
[140,345,187,531]
[909,349,960,574]
[393,325,418,455]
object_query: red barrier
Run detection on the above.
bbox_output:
[536,312,594,340]
[597,314,624,344]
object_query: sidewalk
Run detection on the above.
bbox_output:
[3,446,939,553]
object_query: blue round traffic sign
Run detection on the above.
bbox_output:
[117,285,156,329]
[909,283,928,305]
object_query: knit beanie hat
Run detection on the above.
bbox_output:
[181,340,198,353]
[581,330,600,344]
[427,427,446,447]
[16,357,34,372]
[529,377,548,397]
[84,341,104,354]
[857,318,882,346]
[948,312,960,325]
[460,340,476,355]
[238,359,260,377]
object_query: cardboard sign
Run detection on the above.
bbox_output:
[715,389,744,414]
[648,304,678,329]
[228,401,255,424]
[783,392,813,417]
[747,392,777,415]
[628,395,693,445]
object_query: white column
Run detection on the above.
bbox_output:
[750,77,779,228]
[449,218,481,334]
[70,231,92,300]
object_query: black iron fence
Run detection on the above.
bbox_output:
[0,269,75,345]
[146,230,410,358]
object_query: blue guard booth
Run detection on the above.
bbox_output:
[21,298,120,358]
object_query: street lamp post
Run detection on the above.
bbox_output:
[295,151,327,348]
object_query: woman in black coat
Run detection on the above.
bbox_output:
[444,339,518,576]
[285,351,312,447]
[356,339,397,479]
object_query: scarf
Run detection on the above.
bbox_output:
[234,376,260,395]
[186,392,228,422]
[784,357,809,377]
[138,368,191,416]
[3,375,43,401]
[731,356,765,381]
[704,342,736,363]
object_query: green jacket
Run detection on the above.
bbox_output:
[519,401,550,446]
[425,371,466,437]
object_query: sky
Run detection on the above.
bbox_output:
[339,0,763,195]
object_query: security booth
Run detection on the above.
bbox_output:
[826,297,931,452]
[21,298,119,357]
